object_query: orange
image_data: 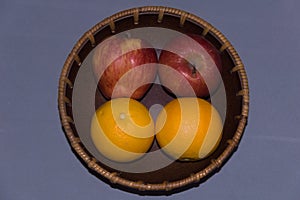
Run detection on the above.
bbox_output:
[155,98,223,161]
[90,98,154,162]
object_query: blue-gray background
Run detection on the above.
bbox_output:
[1,0,299,199]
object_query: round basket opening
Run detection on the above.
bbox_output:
[58,6,249,194]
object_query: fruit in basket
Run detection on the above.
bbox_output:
[155,98,223,161]
[92,35,158,100]
[158,34,222,98]
[90,98,155,162]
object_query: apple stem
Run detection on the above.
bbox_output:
[189,64,197,77]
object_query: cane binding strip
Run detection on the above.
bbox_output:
[58,6,249,193]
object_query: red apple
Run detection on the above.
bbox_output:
[158,34,222,98]
[92,35,158,99]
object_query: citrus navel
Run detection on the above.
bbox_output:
[90,98,155,162]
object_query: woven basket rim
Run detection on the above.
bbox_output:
[58,6,249,192]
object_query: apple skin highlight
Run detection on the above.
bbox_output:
[92,36,158,100]
[158,34,222,98]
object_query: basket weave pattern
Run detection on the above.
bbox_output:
[58,6,249,192]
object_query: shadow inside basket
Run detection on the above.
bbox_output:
[58,6,249,195]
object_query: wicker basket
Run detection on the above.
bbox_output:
[58,6,249,195]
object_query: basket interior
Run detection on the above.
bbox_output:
[59,7,247,193]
